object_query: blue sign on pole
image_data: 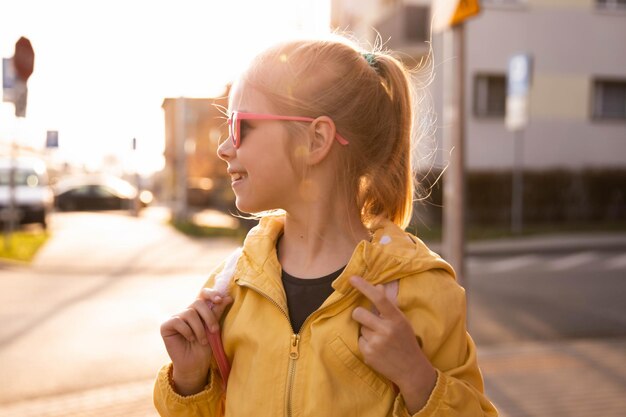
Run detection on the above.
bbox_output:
[46,130,59,148]
[506,53,533,132]
[2,57,16,103]
[507,54,533,97]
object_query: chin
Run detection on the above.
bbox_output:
[235,197,278,216]
[234,198,259,215]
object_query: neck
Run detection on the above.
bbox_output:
[277,200,369,279]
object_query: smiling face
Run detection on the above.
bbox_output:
[217,81,303,214]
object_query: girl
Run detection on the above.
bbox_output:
[155,36,498,417]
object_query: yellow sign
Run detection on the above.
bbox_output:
[451,0,481,26]
[432,0,481,33]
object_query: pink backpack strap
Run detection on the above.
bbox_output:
[205,247,243,390]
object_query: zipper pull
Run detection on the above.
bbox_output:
[289,334,300,359]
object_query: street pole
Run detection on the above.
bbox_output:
[131,137,140,217]
[174,97,188,224]
[442,23,466,287]
[506,53,532,234]
[511,129,524,234]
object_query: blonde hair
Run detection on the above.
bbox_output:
[241,37,418,229]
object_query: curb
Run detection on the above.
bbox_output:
[426,233,626,257]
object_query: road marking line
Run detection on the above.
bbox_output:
[547,252,598,271]
[606,253,626,270]
[487,255,541,273]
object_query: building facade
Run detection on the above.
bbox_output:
[332,0,626,171]
[161,88,232,216]
[332,0,626,227]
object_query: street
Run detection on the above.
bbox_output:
[0,210,625,416]
[468,250,626,345]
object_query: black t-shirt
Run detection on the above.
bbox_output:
[281,266,344,333]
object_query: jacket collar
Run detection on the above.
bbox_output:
[235,215,455,299]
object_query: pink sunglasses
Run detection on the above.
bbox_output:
[227,111,349,148]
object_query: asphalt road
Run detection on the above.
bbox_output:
[467,249,626,346]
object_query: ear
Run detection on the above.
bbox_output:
[306,116,337,165]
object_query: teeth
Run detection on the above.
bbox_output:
[232,173,244,181]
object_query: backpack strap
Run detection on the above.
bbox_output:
[206,247,243,389]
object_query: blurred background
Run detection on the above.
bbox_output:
[1,1,625,416]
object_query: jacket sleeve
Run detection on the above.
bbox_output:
[153,363,225,417]
[392,269,498,417]
[153,259,230,417]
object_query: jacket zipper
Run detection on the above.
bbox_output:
[238,280,347,417]
[286,333,300,417]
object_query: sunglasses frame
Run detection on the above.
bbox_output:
[227,111,349,148]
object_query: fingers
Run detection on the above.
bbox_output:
[349,276,398,318]
[160,289,233,346]
[161,316,195,342]
[352,306,385,332]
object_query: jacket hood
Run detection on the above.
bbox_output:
[239,215,456,295]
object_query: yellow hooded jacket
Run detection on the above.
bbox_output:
[154,216,498,417]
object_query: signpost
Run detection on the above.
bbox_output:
[2,58,16,103]
[46,130,59,148]
[2,37,35,249]
[506,53,533,234]
[432,0,481,33]
[431,0,481,287]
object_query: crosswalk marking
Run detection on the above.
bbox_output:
[547,252,598,271]
[468,252,626,274]
[486,255,541,273]
[606,253,626,270]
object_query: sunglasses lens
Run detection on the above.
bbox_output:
[232,113,239,148]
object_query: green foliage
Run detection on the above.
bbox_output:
[171,219,247,241]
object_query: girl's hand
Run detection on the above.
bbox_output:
[350,275,437,414]
[160,288,233,396]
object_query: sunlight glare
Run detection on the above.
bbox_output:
[0,0,331,176]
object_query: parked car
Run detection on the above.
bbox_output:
[0,156,53,229]
[54,175,150,212]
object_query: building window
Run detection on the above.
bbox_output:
[474,74,506,118]
[596,0,626,9]
[593,79,626,120]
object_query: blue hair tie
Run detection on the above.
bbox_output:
[362,52,378,70]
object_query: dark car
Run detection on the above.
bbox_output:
[54,176,149,212]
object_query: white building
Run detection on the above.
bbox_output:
[331,0,626,171]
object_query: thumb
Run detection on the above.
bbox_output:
[206,296,233,320]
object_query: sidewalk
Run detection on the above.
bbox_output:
[1,337,624,417]
[479,337,626,417]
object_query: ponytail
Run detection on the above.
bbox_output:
[358,54,414,228]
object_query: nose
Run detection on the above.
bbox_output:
[217,136,235,161]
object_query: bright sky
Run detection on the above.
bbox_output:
[0,0,331,175]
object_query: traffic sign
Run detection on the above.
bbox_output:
[432,0,481,33]
[507,54,533,97]
[506,53,533,131]
[14,37,35,82]
[2,58,16,103]
[46,131,59,148]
